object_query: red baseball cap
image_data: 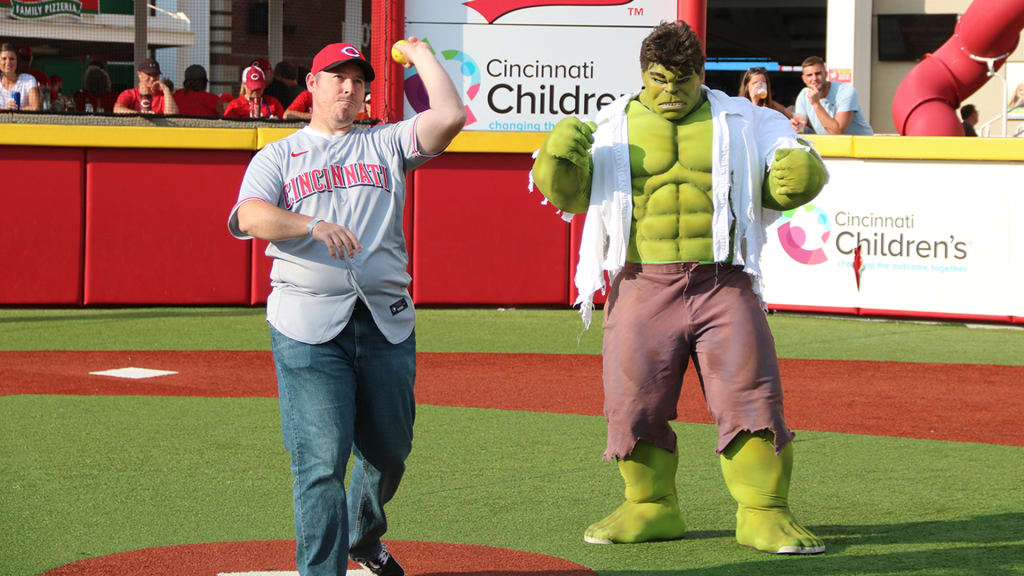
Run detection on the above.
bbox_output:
[249,58,271,73]
[311,43,374,82]
[242,65,266,91]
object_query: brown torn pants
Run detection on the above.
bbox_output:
[601,262,794,460]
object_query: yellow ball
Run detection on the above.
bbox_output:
[391,40,409,65]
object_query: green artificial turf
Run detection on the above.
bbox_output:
[0,307,1022,365]
[2,308,1023,575]
[1,396,1022,576]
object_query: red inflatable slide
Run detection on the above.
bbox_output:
[892,0,1024,136]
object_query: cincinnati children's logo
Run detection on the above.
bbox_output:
[464,0,632,23]
[777,204,831,265]
[405,41,481,126]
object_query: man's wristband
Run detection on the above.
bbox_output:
[306,218,324,236]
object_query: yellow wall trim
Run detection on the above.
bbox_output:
[3,124,1023,161]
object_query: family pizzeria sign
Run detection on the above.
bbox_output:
[2,0,99,19]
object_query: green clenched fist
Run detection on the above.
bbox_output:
[763,148,827,211]
[543,117,597,170]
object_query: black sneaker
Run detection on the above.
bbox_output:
[357,545,405,576]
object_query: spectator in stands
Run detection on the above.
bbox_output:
[113,58,179,115]
[285,90,370,122]
[265,60,301,108]
[1008,83,1024,112]
[791,55,872,135]
[960,104,979,137]
[283,89,311,120]
[15,45,40,78]
[173,64,224,117]
[29,69,50,110]
[739,66,791,119]
[0,43,40,110]
[358,92,372,121]
[49,73,65,111]
[223,65,284,119]
[250,57,273,85]
[79,64,113,113]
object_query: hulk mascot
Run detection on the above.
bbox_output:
[530,21,827,554]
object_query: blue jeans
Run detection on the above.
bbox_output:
[269,301,416,576]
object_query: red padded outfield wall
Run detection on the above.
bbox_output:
[2,125,1022,324]
[84,149,252,305]
[412,153,569,306]
[0,146,85,305]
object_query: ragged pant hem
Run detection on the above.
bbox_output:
[716,425,795,455]
[603,433,678,461]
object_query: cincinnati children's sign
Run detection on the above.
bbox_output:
[1,0,97,18]
[404,0,676,132]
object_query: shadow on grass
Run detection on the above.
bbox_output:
[594,512,1024,575]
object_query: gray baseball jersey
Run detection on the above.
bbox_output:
[228,117,436,345]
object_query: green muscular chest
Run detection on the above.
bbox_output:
[626,98,715,263]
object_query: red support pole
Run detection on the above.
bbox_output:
[372,0,405,123]
[678,0,706,49]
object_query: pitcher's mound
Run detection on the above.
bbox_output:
[43,539,596,575]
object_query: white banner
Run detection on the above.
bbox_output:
[404,0,678,131]
[760,158,1022,319]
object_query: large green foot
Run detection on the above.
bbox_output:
[736,505,824,554]
[584,497,687,544]
[721,431,825,555]
[584,440,686,544]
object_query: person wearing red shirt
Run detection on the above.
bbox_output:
[283,89,312,120]
[223,65,284,119]
[284,90,372,122]
[173,64,224,117]
[113,58,178,115]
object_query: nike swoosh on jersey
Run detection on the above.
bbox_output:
[291,151,309,157]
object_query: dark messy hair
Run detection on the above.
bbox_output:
[639,20,705,77]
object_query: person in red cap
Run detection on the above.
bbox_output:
[223,65,284,119]
[250,57,273,84]
[229,38,465,576]
[113,58,178,114]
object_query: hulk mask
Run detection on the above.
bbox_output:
[638,63,704,121]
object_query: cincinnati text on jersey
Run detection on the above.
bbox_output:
[283,162,390,209]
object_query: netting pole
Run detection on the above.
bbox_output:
[372,0,405,123]
[134,0,148,70]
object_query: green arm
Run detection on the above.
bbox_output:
[762,145,827,211]
[530,117,596,214]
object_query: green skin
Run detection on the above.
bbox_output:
[531,64,826,263]
[531,64,827,553]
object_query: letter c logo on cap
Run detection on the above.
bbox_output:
[341,46,362,58]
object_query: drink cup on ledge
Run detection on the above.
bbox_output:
[12,92,20,110]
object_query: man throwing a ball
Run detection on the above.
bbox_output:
[229,39,465,575]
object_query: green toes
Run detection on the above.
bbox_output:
[584,497,687,544]
[585,440,686,544]
[721,431,825,555]
[736,505,825,554]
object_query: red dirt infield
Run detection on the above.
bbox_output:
[8,350,1022,575]
[41,540,595,576]
[2,350,1022,447]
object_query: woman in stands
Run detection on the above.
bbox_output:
[739,66,791,119]
[0,43,41,111]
